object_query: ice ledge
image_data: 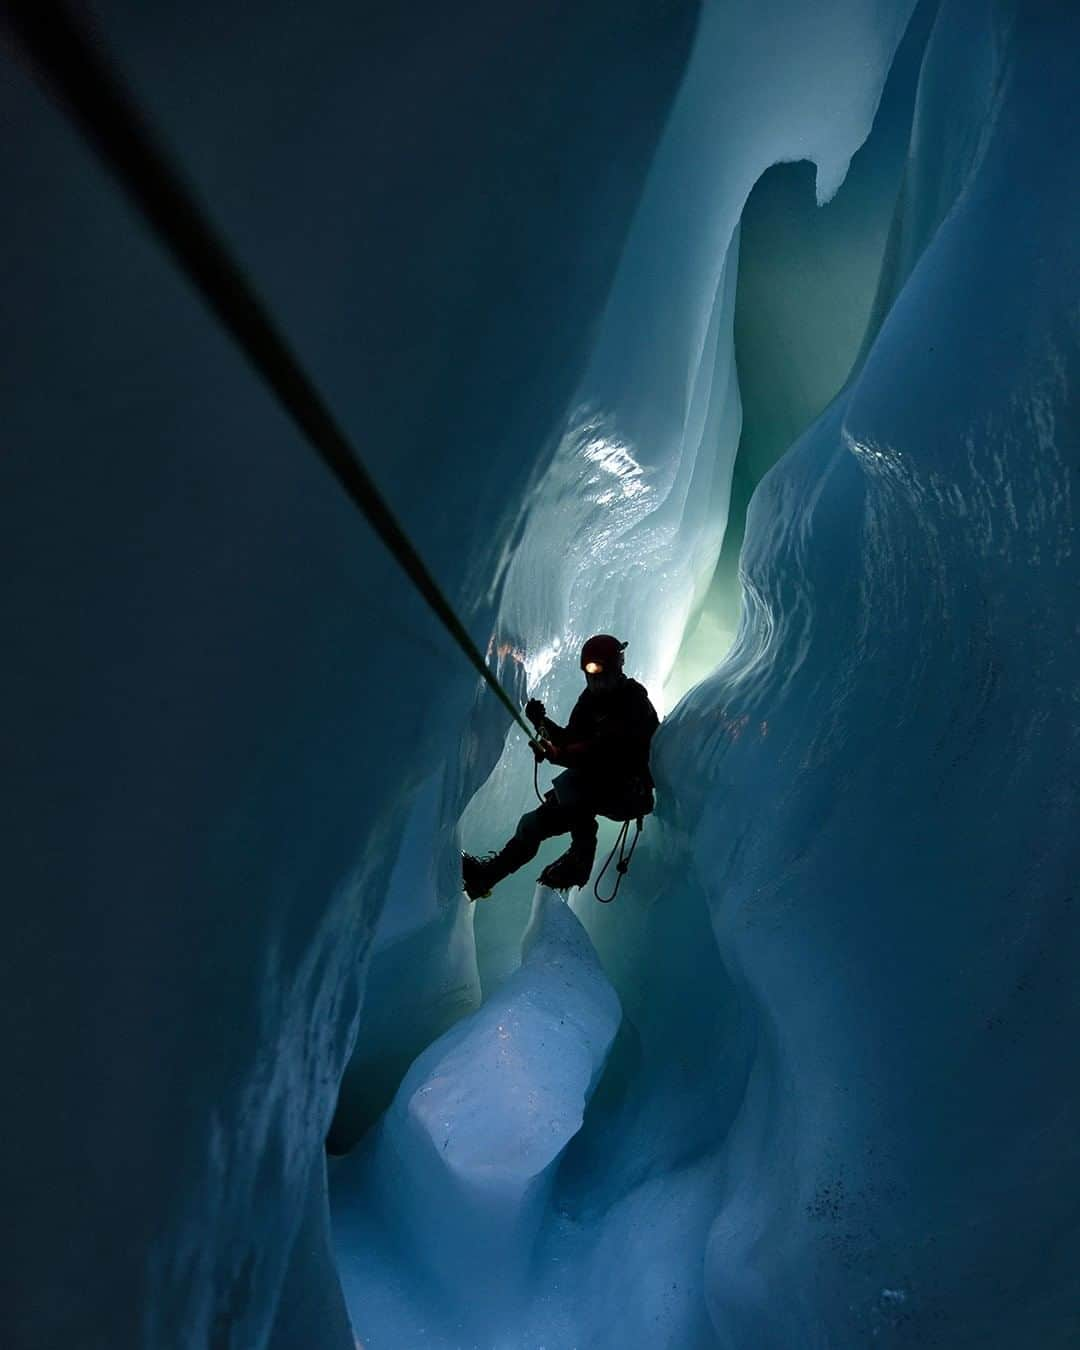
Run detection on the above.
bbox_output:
[348,890,621,1303]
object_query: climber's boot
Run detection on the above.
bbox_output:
[538,839,596,892]
[461,837,535,901]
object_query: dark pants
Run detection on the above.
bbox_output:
[511,796,598,867]
[490,768,648,885]
[485,772,600,886]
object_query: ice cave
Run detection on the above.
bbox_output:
[3,0,1078,1346]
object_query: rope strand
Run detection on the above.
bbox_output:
[594,816,643,903]
[3,0,536,744]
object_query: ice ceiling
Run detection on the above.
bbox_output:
[2,1,1078,1348]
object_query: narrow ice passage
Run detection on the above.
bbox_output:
[3,1,1079,1348]
[329,2,1080,1347]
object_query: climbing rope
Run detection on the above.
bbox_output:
[3,0,539,749]
[593,816,644,903]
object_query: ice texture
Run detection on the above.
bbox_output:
[661,3,1080,1345]
[3,0,1079,1346]
[332,891,621,1344]
[675,0,940,689]
[338,0,1080,1346]
[463,0,919,989]
[0,2,695,1345]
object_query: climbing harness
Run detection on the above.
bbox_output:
[4,0,542,752]
[593,816,644,904]
[524,705,649,894]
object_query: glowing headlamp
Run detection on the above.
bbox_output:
[584,661,604,675]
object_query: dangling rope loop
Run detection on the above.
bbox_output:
[594,816,644,904]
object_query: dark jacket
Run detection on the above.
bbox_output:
[540,676,659,817]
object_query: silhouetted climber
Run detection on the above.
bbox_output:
[462,635,659,899]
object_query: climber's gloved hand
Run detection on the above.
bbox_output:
[525,698,546,726]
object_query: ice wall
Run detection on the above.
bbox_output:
[5,0,1077,1345]
[674,0,939,689]
[334,0,924,1122]
[462,0,919,991]
[333,0,1080,1347]
[331,2,943,1348]
[661,1,1080,1343]
[0,2,697,1345]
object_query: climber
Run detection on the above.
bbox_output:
[462,634,659,899]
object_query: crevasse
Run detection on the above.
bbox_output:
[2,1,1077,1347]
[331,1,1080,1346]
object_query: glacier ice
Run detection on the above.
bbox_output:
[0,1,696,1345]
[2,0,1079,1346]
[462,0,921,991]
[333,0,1080,1345]
[676,0,940,692]
[663,3,1080,1346]
[332,891,620,1344]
